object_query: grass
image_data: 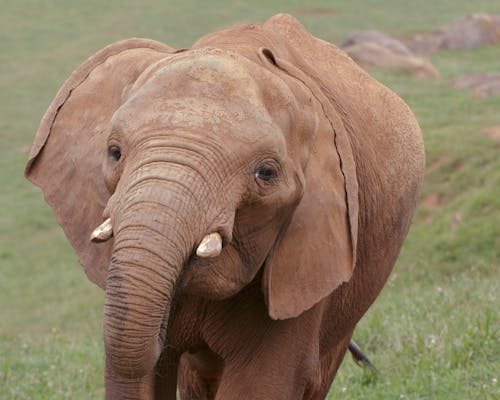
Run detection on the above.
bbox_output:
[1,1,499,398]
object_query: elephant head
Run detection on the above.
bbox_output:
[26,24,359,382]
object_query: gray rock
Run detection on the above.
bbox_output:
[341,30,412,55]
[340,31,439,79]
[408,13,500,55]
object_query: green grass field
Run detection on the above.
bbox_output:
[1,1,499,398]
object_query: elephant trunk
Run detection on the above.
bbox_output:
[104,168,211,379]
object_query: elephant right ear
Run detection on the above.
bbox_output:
[25,39,174,289]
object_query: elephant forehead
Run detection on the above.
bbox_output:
[146,53,285,106]
[111,52,293,144]
[114,98,280,145]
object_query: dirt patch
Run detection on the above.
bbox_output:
[340,30,440,80]
[484,126,500,141]
[454,73,500,98]
[408,13,500,56]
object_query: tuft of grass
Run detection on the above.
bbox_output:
[1,1,499,398]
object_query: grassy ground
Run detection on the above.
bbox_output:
[1,1,499,398]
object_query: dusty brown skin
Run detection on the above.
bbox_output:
[26,14,424,400]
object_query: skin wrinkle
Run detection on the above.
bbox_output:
[110,246,172,285]
[117,209,191,252]
[103,293,166,314]
[105,319,160,343]
[106,328,158,346]
[131,151,220,191]
[106,269,171,306]
[105,301,165,321]
[118,199,201,254]
[104,313,157,333]
[114,223,191,258]
[116,134,244,212]
[133,134,231,171]
[127,159,216,205]
[128,128,279,186]
[105,326,160,345]
[125,174,207,214]
[117,179,205,221]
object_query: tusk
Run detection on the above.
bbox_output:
[196,232,222,258]
[90,218,113,242]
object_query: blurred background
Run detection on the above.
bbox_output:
[1,1,498,398]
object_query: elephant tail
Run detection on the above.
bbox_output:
[348,340,377,373]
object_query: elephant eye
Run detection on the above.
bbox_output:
[254,162,279,185]
[108,145,122,162]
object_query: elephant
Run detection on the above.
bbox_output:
[25,14,424,400]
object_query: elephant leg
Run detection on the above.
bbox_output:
[213,328,318,400]
[154,350,180,400]
[178,345,223,400]
[214,354,311,400]
[306,333,352,400]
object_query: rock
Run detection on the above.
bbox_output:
[407,34,444,57]
[341,36,440,80]
[408,13,500,55]
[454,73,500,98]
[341,30,413,55]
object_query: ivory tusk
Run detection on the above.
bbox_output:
[196,232,222,258]
[90,218,113,242]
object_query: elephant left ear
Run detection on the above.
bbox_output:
[25,39,174,288]
[263,94,359,320]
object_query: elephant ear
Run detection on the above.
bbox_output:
[260,18,360,320]
[263,110,359,320]
[25,38,174,289]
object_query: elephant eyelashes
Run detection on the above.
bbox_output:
[108,145,122,162]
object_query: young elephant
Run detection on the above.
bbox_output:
[26,14,424,400]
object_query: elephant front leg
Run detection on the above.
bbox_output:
[209,324,320,399]
[214,356,312,400]
[154,350,180,400]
